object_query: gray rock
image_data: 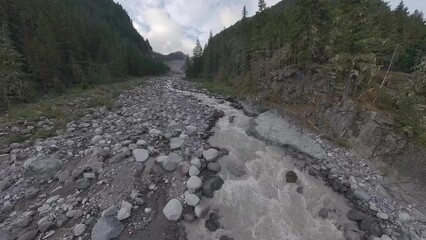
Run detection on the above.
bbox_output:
[360,218,380,236]
[0,154,10,163]
[377,212,388,220]
[17,230,38,240]
[207,162,221,172]
[72,169,84,179]
[344,230,361,240]
[117,201,132,220]
[170,138,185,150]
[107,153,127,164]
[132,149,149,162]
[57,170,70,183]
[353,189,370,202]
[347,209,368,221]
[161,153,182,171]
[38,220,55,233]
[185,125,197,136]
[75,178,91,190]
[189,166,200,176]
[187,176,202,190]
[102,205,118,217]
[163,199,182,221]
[55,214,68,227]
[73,223,86,236]
[203,148,218,161]
[0,230,12,240]
[190,158,202,169]
[91,216,124,240]
[0,178,11,192]
[24,157,62,179]
[184,193,200,206]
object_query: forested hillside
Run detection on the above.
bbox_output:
[187,0,426,145]
[0,0,168,110]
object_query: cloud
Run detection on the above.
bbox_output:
[116,0,421,55]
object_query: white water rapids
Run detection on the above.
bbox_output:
[169,81,352,240]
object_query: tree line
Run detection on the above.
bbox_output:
[186,0,426,98]
[0,0,168,110]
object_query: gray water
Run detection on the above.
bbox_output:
[170,82,352,240]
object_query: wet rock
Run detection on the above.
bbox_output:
[285,170,297,183]
[163,199,182,221]
[91,216,124,240]
[203,148,218,161]
[195,201,210,218]
[202,176,224,198]
[117,201,132,220]
[207,162,221,172]
[319,208,328,219]
[360,218,380,236]
[73,223,86,236]
[132,149,149,162]
[205,213,220,232]
[347,209,368,221]
[75,178,91,190]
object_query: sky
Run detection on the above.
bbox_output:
[114,0,426,55]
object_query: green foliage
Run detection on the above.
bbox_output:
[186,39,204,79]
[0,0,167,110]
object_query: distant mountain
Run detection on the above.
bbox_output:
[154,51,187,61]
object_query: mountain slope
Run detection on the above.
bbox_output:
[0,0,168,109]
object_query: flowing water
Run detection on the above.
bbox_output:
[170,81,352,240]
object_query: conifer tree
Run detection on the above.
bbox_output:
[242,6,248,20]
[258,0,267,13]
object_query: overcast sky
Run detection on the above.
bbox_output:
[114,0,425,55]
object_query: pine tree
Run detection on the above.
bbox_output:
[208,31,213,44]
[258,0,267,13]
[395,1,409,15]
[0,23,25,109]
[193,39,203,58]
[242,6,248,20]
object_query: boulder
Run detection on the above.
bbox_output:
[91,216,124,240]
[24,157,62,179]
[202,176,224,198]
[132,149,149,162]
[163,199,182,221]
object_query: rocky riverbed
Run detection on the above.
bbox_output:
[0,76,425,240]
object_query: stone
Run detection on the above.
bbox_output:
[170,138,185,150]
[156,155,168,163]
[163,199,182,221]
[91,135,102,145]
[377,212,388,220]
[162,153,182,171]
[38,220,55,233]
[202,176,224,198]
[203,148,218,161]
[177,162,191,176]
[185,193,200,206]
[83,173,96,179]
[0,179,11,192]
[360,218,380,236]
[205,213,220,232]
[190,158,202,168]
[24,157,62,179]
[0,230,12,240]
[353,189,370,202]
[187,176,202,190]
[75,178,91,190]
[72,169,84,179]
[344,230,361,240]
[107,153,127,164]
[285,171,297,183]
[46,195,59,204]
[91,216,124,240]
[207,162,221,172]
[102,205,118,217]
[73,223,86,236]
[195,201,210,218]
[57,170,70,183]
[398,212,410,221]
[347,209,368,221]
[189,166,200,176]
[183,213,196,223]
[117,201,132,220]
[185,125,197,136]
[56,214,68,227]
[319,208,328,219]
[17,230,38,240]
[0,154,9,162]
[132,149,149,162]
